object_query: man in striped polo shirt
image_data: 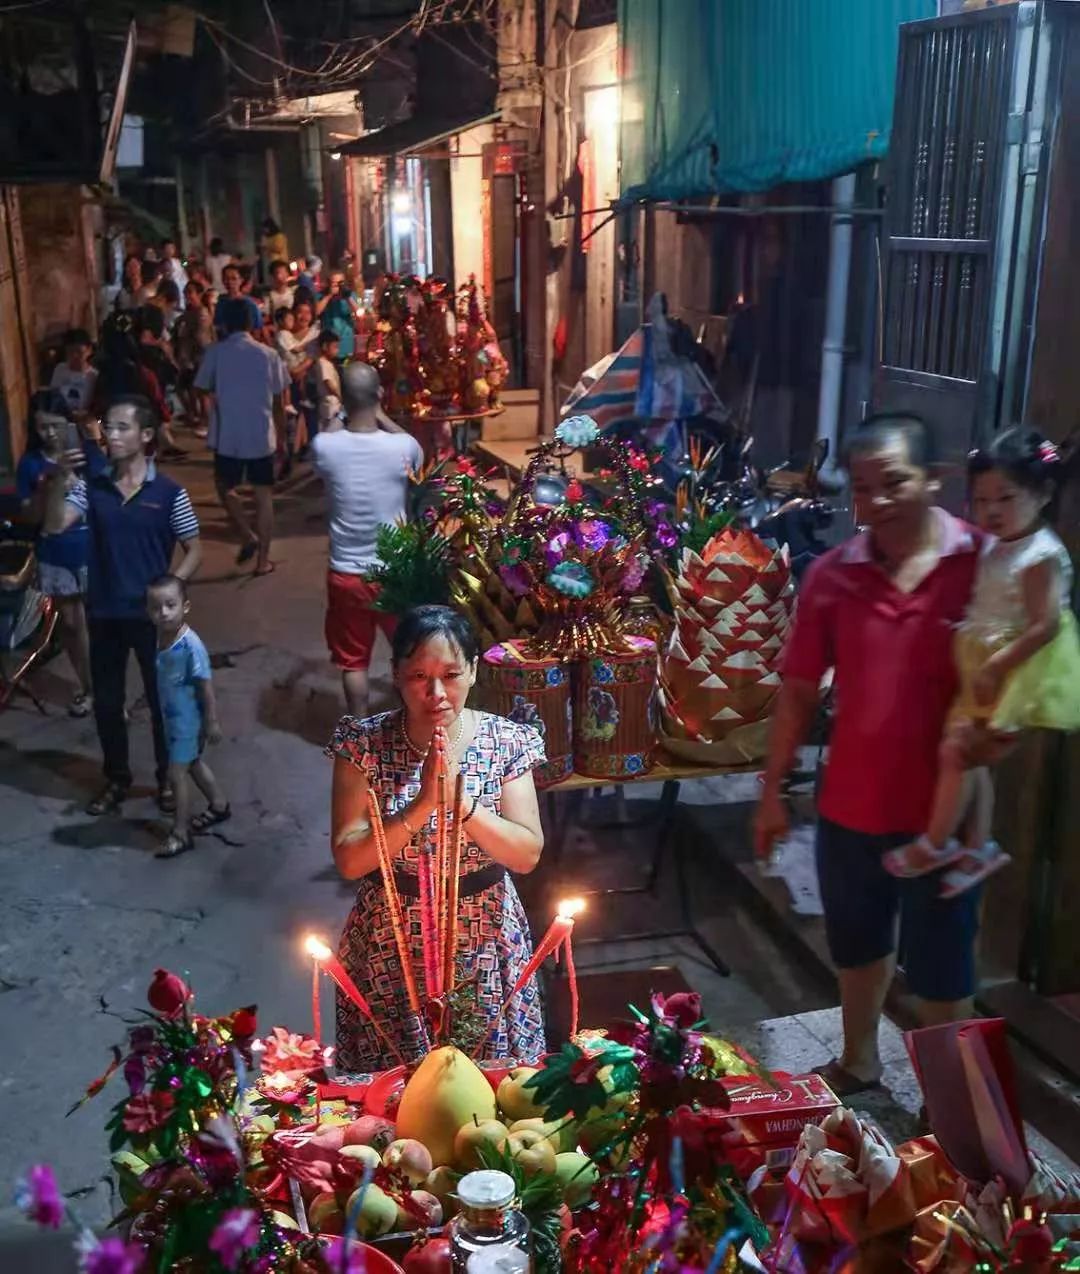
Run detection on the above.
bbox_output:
[45,394,202,817]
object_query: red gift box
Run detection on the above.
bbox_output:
[715,1071,840,1180]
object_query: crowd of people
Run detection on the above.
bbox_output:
[14,229,417,859]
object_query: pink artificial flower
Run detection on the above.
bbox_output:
[122,1090,175,1134]
[652,990,702,1029]
[14,1163,64,1229]
[79,1235,145,1274]
[258,1026,331,1077]
[208,1207,261,1271]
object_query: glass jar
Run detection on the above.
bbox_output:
[624,593,671,650]
[448,1170,532,1273]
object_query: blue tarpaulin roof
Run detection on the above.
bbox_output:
[618,0,936,202]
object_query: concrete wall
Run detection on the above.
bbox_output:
[543,17,619,419]
[451,122,495,289]
[17,184,99,363]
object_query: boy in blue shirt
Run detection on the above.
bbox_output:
[146,574,229,858]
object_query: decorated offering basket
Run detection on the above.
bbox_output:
[572,635,658,778]
[482,640,573,788]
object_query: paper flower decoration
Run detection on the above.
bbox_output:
[257,1026,333,1077]
[575,519,615,553]
[556,414,600,448]
[208,1207,261,1271]
[14,1163,64,1229]
[548,560,595,599]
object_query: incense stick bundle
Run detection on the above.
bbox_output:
[442,773,465,992]
[366,787,423,1017]
[417,844,441,1001]
[434,769,448,969]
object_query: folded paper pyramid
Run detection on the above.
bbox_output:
[661,528,794,745]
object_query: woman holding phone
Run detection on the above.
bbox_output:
[16,389,105,716]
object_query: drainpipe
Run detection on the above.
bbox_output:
[815,171,856,476]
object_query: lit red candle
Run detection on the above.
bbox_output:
[304,934,407,1066]
[510,897,586,997]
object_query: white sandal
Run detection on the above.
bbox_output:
[882,835,964,879]
[939,842,1012,899]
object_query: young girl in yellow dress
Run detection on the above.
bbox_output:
[885,426,1080,897]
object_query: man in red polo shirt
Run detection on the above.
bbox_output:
[754,414,984,1097]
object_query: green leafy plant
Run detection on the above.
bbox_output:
[368,520,452,615]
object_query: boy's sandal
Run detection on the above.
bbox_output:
[68,692,92,719]
[86,783,128,816]
[191,803,232,834]
[939,843,1011,900]
[155,830,195,859]
[882,835,964,879]
[811,1059,882,1099]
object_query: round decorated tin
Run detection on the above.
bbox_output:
[482,640,573,787]
[572,636,659,778]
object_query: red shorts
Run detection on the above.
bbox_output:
[325,572,396,671]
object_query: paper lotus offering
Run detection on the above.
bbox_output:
[659,527,793,763]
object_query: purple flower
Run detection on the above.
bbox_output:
[621,556,646,593]
[78,1235,145,1274]
[208,1208,260,1271]
[14,1163,64,1229]
[128,1026,156,1057]
[543,531,571,569]
[123,1055,145,1096]
[574,519,614,553]
[655,522,678,549]
[499,563,532,597]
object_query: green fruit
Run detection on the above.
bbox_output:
[554,1152,599,1209]
[509,1117,573,1153]
[346,1183,398,1238]
[396,1046,498,1167]
[497,1067,545,1122]
[453,1118,509,1171]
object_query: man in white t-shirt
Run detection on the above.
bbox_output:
[195,298,289,577]
[206,238,232,292]
[309,360,423,714]
[49,328,98,416]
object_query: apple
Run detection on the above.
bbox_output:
[425,1165,460,1219]
[453,1117,510,1171]
[308,1190,345,1235]
[497,1066,545,1123]
[509,1116,574,1153]
[395,1188,443,1231]
[554,1151,599,1208]
[383,1138,434,1186]
[340,1144,382,1172]
[506,1128,556,1178]
[345,1182,398,1238]
[343,1115,396,1150]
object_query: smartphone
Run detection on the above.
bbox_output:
[61,420,84,465]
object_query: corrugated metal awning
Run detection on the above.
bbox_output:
[617,0,936,202]
[337,110,499,159]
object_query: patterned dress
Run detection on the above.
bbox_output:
[327,710,547,1073]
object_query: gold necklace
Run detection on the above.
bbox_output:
[403,710,466,758]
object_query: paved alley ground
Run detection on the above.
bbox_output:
[1,441,1071,1262]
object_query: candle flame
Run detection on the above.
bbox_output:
[556,897,586,920]
[305,935,333,961]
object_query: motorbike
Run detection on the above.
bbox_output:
[0,513,59,712]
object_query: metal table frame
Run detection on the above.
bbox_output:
[541,761,757,977]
